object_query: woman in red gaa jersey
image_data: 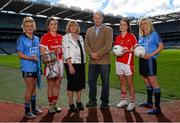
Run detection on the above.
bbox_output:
[114,19,137,111]
[40,17,63,114]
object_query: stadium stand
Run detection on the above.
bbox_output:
[0,40,16,55]
[0,0,180,54]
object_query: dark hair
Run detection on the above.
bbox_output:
[120,18,131,33]
[46,17,58,31]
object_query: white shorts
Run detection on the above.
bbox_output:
[45,59,64,78]
[115,61,133,76]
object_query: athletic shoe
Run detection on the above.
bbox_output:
[54,103,61,113]
[116,100,128,108]
[147,108,161,115]
[100,102,109,110]
[32,108,43,115]
[48,105,56,114]
[24,112,36,119]
[127,102,136,111]
[138,102,153,108]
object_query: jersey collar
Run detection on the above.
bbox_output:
[23,33,34,40]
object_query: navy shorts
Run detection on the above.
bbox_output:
[139,58,157,77]
[22,71,38,78]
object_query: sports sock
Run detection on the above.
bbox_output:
[147,86,153,104]
[25,102,30,113]
[31,95,36,111]
[154,88,161,109]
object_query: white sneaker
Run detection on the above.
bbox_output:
[116,100,128,108]
[24,112,36,119]
[127,102,136,111]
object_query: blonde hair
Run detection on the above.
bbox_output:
[139,17,154,37]
[66,19,80,34]
[22,17,36,32]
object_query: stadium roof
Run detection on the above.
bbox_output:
[0,0,180,25]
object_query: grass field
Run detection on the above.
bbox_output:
[0,49,180,100]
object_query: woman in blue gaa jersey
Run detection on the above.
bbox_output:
[138,17,164,115]
[16,17,42,119]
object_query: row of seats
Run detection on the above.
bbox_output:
[0,39,180,54]
[1,12,180,35]
[0,13,92,34]
[0,13,180,54]
[0,40,17,54]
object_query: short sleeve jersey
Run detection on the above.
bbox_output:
[138,31,162,58]
[16,34,40,72]
[40,32,63,60]
[114,32,137,66]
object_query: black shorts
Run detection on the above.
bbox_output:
[22,71,38,78]
[139,58,157,77]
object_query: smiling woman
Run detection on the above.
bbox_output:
[62,19,86,112]
[40,17,63,114]
[16,17,43,119]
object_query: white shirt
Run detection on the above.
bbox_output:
[62,33,86,64]
[95,25,102,36]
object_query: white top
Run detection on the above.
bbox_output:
[62,33,86,64]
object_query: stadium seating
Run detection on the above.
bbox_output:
[0,4,180,54]
[0,40,16,54]
[154,21,180,33]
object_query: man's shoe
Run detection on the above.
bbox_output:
[86,100,97,108]
[32,108,43,115]
[54,103,61,113]
[24,112,36,119]
[76,102,84,110]
[48,105,56,114]
[139,102,153,108]
[127,102,136,111]
[100,103,109,110]
[116,100,128,108]
[147,108,161,115]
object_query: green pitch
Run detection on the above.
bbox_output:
[110,49,180,99]
[0,49,180,100]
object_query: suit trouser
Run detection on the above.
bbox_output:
[88,64,110,104]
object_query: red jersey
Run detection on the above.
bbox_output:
[40,32,63,60]
[114,32,137,66]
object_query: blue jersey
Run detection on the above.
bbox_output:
[138,31,162,58]
[16,34,40,72]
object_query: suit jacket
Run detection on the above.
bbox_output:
[85,24,113,64]
[62,33,86,64]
